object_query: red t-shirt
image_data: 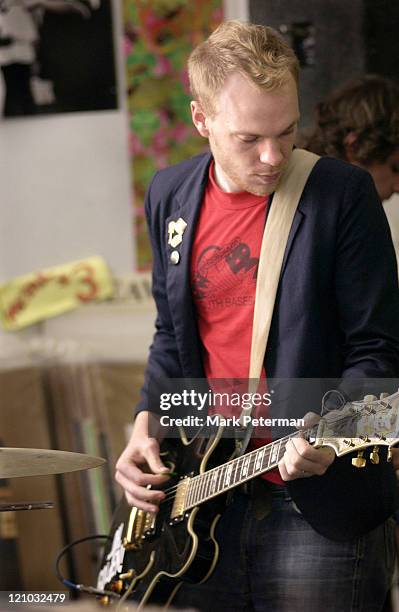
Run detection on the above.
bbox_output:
[191,162,283,484]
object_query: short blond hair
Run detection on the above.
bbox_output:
[188,20,299,116]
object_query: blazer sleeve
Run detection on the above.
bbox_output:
[335,169,399,380]
[135,174,184,415]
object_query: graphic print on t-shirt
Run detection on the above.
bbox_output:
[192,237,259,309]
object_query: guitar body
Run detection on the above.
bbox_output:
[98,425,235,607]
[97,390,399,606]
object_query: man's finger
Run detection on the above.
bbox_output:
[144,440,172,476]
[115,459,170,487]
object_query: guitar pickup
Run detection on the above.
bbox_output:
[170,477,190,521]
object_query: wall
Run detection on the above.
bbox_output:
[0,110,135,280]
[0,0,134,283]
[250,0,365,129]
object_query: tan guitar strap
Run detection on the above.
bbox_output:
[240,148,320,427]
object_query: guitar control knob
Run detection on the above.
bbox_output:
[370,446,380,465]
[352,451,366,468]
[111,580,123,594]
[363,395,377,402]
[380,393,389,399]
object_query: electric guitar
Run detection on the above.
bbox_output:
[97,390,399,609]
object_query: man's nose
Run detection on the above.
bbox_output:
[259,140,283,167]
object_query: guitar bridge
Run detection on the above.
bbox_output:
[170,476,190,521]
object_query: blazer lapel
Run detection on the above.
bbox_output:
[278,156,319,280]
[280,208,305,279]
[165,153,211,376]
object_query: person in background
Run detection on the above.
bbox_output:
[304,75,399,202]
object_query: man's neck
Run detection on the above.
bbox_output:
[213,162,241,193]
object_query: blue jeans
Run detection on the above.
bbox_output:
[173,487,396,612]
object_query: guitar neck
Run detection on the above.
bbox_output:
[184,426,317,510]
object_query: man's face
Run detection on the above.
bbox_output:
[191,72,300,196]
[363,150,399,201]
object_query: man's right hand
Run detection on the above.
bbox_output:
[115,411,171,513]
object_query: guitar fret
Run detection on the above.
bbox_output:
[241,455,250,479]
[220,465,228,493]
[236,456,243,481]
[186,481,192,508]
[216,465,224,493]
[276,439,284,464]
[198,471,206,502]
[209,468,218,494]
[191,475,200,506]
[189,479,196,506]
[255,446,266,473]
[249,452,256,477]
[201,472,209,501]
[223,463,233,488]
[204,471,212,499]
[232,457,240,485]
[269,441,280,466]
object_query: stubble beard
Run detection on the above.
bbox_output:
[210,143,278,197]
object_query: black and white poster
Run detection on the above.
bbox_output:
[0,0,116,117]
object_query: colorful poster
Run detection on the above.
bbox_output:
[123,0,223,269]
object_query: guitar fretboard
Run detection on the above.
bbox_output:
[184,426,317,510]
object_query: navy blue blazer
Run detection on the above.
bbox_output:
[136,151,399,540]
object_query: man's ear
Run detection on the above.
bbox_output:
[343,131,358,163]
[190,101,210,138]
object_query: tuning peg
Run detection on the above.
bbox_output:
[363,394,377,402]
[370,446,380,464]
[352,451,366,468]
[380,393,389,399]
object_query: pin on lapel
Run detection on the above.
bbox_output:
[168,218,187,248]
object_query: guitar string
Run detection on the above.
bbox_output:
[158,425,318,503]
[150,406,388,506]
[157,408,369,502]
[128,405,394,531]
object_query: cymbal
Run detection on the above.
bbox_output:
[0,448,106,478]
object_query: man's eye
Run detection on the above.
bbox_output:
[238,136,258,143]
[391,164,399,174]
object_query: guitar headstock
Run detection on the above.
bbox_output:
[310,390,399,467]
